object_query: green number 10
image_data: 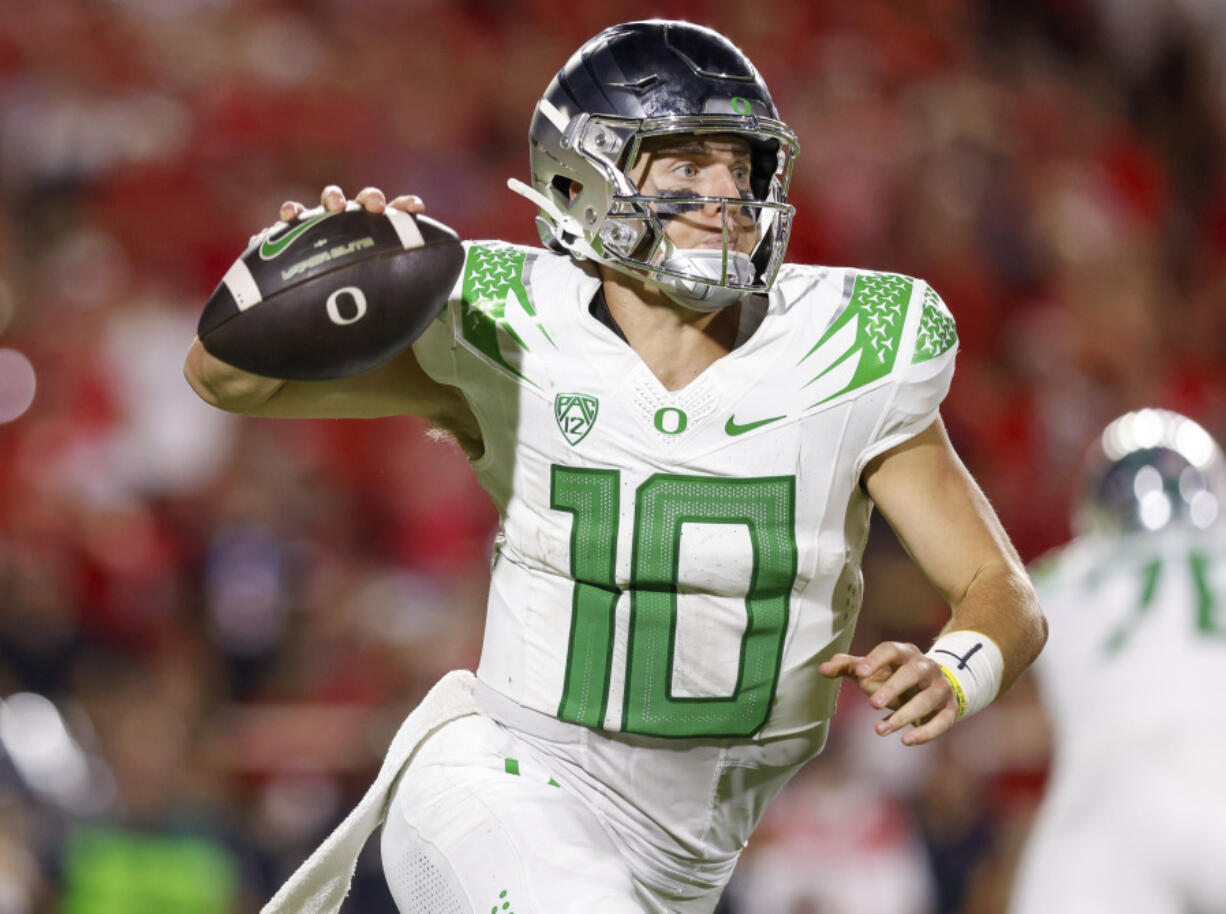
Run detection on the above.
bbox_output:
[551,466,797,738]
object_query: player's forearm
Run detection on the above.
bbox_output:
[942,559,1047,694]
[184,338,286,413]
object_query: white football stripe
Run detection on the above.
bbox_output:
[223,259,263,312]
[384,208,425,250]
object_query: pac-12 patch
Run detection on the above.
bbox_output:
[554,392,599,446]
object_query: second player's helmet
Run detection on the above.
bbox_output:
[1074,409,1226,535]
[507,20,800,311]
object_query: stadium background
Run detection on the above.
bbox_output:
[0,0,1223,911]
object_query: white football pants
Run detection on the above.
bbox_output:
[1009,737,1226,914]
[379,681,824,913]
[380,713,713,913]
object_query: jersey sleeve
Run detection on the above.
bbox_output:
[411,239,555,383]
[407,240,477,387]
[855,279,958,474]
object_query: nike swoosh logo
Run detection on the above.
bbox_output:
[724,414,786,436]
[259,211,336,260]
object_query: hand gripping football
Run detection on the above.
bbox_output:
[198,206,464,380]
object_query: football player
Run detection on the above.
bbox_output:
[1009,409,1226,914]
[185,20,1047,914]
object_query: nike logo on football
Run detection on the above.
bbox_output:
[724,414,786,436]
[259,212,336,260]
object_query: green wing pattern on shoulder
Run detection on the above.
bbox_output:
[459,243,556,387]
[800,271,913,408]
[913,284,957,363]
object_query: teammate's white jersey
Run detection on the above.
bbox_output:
[1010,525,1226,914]
[412,242,957,745]
[1027,525,1226,756]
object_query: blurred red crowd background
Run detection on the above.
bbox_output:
[0,0,1223,911]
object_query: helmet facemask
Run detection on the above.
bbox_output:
[512,107,799,312]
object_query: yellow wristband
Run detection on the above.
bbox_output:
[936,664,968,720]
[924,630,1004,720]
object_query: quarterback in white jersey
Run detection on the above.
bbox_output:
[186,20,1047,914]
[422,245,959,742]
[1010,410,1226,914]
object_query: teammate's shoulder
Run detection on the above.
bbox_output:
[1026,535,1110,593]
[1027,542,1072,584]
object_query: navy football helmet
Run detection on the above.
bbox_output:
[508,20,799,311]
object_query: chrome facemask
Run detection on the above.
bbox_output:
[512,108,799,310]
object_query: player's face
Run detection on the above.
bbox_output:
[629,134,758,255]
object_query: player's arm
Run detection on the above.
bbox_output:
[184,337,472,418]
[183,186,482,452]
[820,418,1047,745]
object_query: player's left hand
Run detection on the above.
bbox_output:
[819,641,958,746]
[278,185,427,223]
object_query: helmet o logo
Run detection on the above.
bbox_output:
[730,96,752,115]
[654,407,688,435]
[326,286,367,325]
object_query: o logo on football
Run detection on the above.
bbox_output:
[326,286,368,326]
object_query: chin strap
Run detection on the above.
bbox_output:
[655,249,755,312]
[506,178,603,262]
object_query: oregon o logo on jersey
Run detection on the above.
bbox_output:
[653,407,687,435]
[555,393,599,446]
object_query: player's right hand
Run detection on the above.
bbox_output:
[819,641,958,746]
[278,185,426,222]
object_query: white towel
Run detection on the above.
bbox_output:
[261,669,481,914]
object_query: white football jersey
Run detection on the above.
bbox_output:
[412,242,957,742]
[1011,525,1226,914]
[1028,525,1226,758]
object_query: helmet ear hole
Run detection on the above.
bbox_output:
[551,176,581,202]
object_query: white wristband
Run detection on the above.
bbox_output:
[924,631,1004,720]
